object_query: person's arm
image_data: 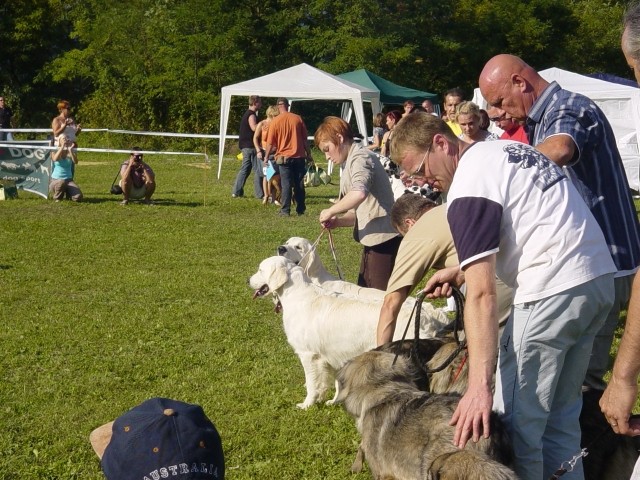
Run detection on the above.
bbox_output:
[377,288,410,345]
[254,122,265,163]
[52,117,65,137]
[69,147,78,164]
[422,265,465,299]
[446,256,497,448]
[318,190,366,227]
[600,274,640,436]
[368,131,382,150]
[248,112,258,132]
[380,131,391,156]
[52,143,65,161]
[534,134,576,167]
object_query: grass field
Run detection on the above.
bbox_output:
[0,151,636,479]
[0,152,373,479]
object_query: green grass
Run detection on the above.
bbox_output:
[1,154,638,479]
[0,153,370,479]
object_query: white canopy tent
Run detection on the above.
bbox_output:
[217,63,382,178]
[472,67,640,191]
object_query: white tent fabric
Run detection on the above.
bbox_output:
[472,67,640,191]
[217,63,381,178]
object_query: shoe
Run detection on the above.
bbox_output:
[120,199,129,205]
[278,211,290,217]
[231,193,242,198]
[142,199,155,206]
[262,196,268,205]
[274,200,282,207]
[297,212,305,216]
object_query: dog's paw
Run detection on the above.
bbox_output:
[325,399,336,406]
[296,401,314,409]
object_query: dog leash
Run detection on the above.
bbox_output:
[325,229,344,280]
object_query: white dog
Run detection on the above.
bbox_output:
[277,237,451,318]
[249,256,451,409]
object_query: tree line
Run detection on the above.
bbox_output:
[0,0,631,149]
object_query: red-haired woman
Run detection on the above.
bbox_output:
[314,116,401,290]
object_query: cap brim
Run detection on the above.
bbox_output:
[89,421,115,459]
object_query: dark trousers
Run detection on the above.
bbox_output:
[279,158,306,215]
[357,235,402,290]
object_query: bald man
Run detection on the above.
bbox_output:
[479,54,640,398]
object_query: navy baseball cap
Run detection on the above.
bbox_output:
[90,398,224,480]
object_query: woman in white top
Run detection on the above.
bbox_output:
[455,101,499,144]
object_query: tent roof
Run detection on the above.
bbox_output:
[221,63,380,100]
[338,69,438,105]
[539,67,637,97]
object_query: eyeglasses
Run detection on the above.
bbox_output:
[489,115,504,122]
[408,148,430,179]
[277,102,287,106]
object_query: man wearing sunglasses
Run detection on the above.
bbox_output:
[487,107,528,144]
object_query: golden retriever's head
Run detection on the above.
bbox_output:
[249,256,295,299]
[276,237,316,270]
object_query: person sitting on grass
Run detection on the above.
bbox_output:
[119,147,156,205]
[50,134,82,202]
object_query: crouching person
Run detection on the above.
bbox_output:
[120,147,156,205]
[50,134,82,202]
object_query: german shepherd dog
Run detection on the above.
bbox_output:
[336,350,518,480]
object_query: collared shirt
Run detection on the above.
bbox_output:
[527,81,640,276]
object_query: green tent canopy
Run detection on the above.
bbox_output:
[337,69,438,106]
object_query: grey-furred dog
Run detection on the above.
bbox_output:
[336,350,518,480]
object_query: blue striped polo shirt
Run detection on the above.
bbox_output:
[527,81,640,276]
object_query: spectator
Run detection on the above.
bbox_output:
[315,116,401,290]
[377,193,513,346]
[380,110,402,158]
[50,134,82,202]
[402,100,414,117]
[254,105,281,205]
[0,96,14,141]
[391,113,615,480]
[367,113,386,152]
[443,87,464,136]
[478,109,490,130]
[51,100,81,147]
[600,6,640,478]
[232,95,263,199]
[89,397,225,480]
[455,101,500,143]
[263,98,311,216]
[487,107,528,144]
[119,147,156,205]
[479,54,640,398]
[421,98,438,116]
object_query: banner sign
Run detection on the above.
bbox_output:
[0,146,51,199]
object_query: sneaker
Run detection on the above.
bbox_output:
[231,194,241,198]
[278,211,290,217]
[274,200,282,207]
[120,199,129,205]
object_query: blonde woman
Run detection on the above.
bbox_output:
[367,112,386,152]
[254,105,281,204]
[455,101,499,144]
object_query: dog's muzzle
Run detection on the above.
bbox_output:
[253,284,270,299]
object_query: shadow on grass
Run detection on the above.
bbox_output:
[0,265,12,270]
[82,197,202,207]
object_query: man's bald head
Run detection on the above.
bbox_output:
[479,54,548,121]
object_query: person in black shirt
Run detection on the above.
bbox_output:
[232,95,263,199]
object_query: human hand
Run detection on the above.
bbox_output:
[600,376,638,436]
[422,266,464,299]
[319,209,336,228]
[449,384,493,448]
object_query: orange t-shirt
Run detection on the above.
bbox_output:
[265,111,308,158]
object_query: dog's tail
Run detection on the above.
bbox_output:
[427,450,518,480]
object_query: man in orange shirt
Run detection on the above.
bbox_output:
[264,98,313,216]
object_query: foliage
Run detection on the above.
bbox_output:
[1,1,636,137]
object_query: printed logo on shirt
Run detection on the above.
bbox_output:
[504,143,565,192]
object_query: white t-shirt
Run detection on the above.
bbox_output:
[447,140,615,304]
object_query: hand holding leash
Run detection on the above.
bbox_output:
[422,265,465,299]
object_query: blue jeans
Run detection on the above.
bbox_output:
[279,158,306,215]
[493,273,614,480]
[232,148,263,198]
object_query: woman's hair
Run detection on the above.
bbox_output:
[373,113,385,128]
[455,101,480,122]
[266,105,280,119]
[57,100,70,112]
[314,116,355,146]
[479,109,490,130]
[386,110,402,124]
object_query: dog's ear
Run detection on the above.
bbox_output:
[264,258,289,291]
